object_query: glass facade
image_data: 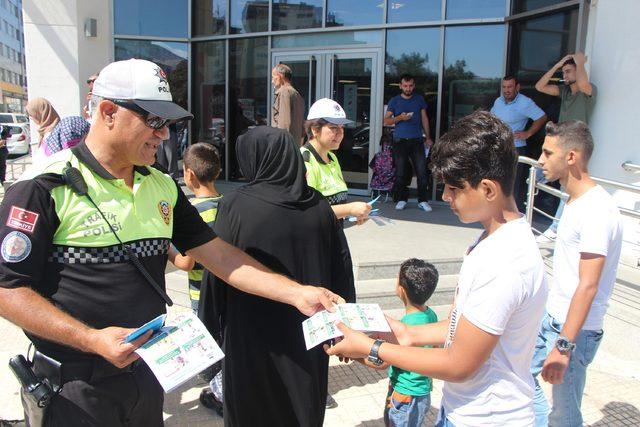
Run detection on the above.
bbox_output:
[326,0,384,27]
[114,0,188,38]
[441,25,505,133]
[272,0,323,31]
[193,0,227,36]
[112,0,584,183]
[387,0,441,23]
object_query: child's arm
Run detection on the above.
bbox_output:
[383,315,449,347]
[169,245,196,271]
[326,316,499,383]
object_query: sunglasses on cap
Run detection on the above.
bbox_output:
[108,99,172,130]
[87,78,97,84]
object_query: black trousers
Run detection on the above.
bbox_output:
[0,146,8,183]
[392,138,429,202]
[514,146,529,212]
[26,362,164,427]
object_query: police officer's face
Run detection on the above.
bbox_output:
[315,123,344,151]
[117,107,170,166]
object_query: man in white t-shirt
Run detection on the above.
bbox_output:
[324,111,548,427]
[531,120,623,427]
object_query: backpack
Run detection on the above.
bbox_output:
[369,136,395,192]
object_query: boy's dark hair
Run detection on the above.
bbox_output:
[400,73,414,83]
[183,142,221,184]
[430,110,516,196]
[562,57,576,68]
[503,75,519,85]
[545,120,594,161]
[399,258,438,306]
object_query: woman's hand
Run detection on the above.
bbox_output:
[349,202,372,225]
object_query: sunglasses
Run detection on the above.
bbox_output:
[108,99,171,130]
[87,78,97,84]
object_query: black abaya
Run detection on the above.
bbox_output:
[213,127,354,427]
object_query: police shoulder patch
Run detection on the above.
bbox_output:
[1,231,32,263]
[158,200,172,225]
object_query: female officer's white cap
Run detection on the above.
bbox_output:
[306,98,353,125]
[92,59,193,121]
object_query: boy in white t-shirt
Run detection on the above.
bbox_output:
[531,120,623,427]
[325,111,548,427]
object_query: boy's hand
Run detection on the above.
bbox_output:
[324,322,375,359]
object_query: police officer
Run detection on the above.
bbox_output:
[301,98,371,224]
[0,59,342,426]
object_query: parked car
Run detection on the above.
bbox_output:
[0,113,28,124]
[4,123,31,156]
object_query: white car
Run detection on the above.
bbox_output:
[0,113,28,124]
[4,123,31,156]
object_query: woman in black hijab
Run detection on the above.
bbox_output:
[213,126,355,427]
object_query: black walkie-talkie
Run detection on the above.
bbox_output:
[62,162,174,306]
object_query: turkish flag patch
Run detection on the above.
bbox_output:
[6,206,39,233]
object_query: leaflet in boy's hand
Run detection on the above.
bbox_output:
[134,312,224,392]
[302,303,391,350]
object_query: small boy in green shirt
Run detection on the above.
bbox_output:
[385,258,438,427]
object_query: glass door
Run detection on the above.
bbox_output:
[271,49,380,193]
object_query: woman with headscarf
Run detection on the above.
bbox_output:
[42,116,90,156]
[212,126,355,426]
[26,97,60,165]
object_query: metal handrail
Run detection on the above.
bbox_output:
[520,156,640,225]
[622,161,640,173]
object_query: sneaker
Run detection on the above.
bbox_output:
[326,394,338,409]
[418,201,432,212]
[395,201,407,210]
[536,228,557,243]
[199,388,224,417]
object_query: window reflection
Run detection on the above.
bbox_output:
[327,0,384,27]
[192,41,226,173]
[193,0,227,36]
[387,0,441,24]
[385,28,440,138]
[272,31,382,49]
[508,9,577,131]
[273,0,323,31]
[228,37,269,180]
[114,39,188,110]
[446,0,506,20]
[512,0,569,14]
[440,25,505,133]
[114,0,188,38]
[230,0,269,34]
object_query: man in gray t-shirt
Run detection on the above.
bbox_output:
[536,52,596,124]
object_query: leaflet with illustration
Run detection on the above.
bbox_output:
[135,312,224,392]
[302,303,391,350]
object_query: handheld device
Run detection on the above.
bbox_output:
[125,313,167,343]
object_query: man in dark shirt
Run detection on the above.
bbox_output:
[384,74,433,212]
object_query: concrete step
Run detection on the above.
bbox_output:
[355,258,463,281]
[356,274,457,311]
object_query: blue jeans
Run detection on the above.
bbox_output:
[530,312,604,427]
[384,386,431,427]
[434,406,456,427]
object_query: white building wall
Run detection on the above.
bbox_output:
[585,0,640,266]
[23,0,111,119]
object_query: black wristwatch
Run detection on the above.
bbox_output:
[367,339,385,366]
[555,336,576,354]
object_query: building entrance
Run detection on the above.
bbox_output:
[271,49,381,192]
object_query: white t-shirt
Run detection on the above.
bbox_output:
[442,216,548,427]
[546,185,623,331]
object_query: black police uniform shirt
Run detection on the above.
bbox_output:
[0,141,216,362]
